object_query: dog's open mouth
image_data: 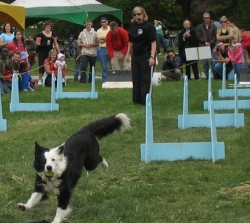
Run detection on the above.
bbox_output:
[45,171,54,180]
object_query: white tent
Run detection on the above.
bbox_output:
[11,0,123,27]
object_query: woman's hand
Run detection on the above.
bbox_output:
[149,57,155,66]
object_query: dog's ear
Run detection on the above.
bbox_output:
[57,144,65,155]
[35,142,44,154]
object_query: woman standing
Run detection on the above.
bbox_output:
[36,22,60,85]
[127,6,156,105]
[0,23,15,47]
[216,16,233,46]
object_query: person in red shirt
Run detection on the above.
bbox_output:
[106,21,130,71]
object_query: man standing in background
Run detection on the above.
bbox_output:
[97,17,110,83]
[78,20,98,83]
[196,12,217,79]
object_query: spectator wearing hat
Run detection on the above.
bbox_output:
[97,17,110,82]
[78,20,98,83]
[0,23,14,47]
[19,62,35,92]
[20,51,30,69]
[216,16,233,46]
[106,21,130,71]
[54,53,67,83]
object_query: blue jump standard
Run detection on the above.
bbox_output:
[218,63,250,98]
[204,72,250,110]
[140,93,225,163]
[0,92,7,131]
[55,67,98,99]
[9,73,59,112]
[178,76,244,128]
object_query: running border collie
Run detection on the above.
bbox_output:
[17,113,130,223]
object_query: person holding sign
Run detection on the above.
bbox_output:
[178,19,199,80]
[196,12,217,79]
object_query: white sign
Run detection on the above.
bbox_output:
[185,46,212,61]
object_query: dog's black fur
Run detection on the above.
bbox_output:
[18,114,130,223]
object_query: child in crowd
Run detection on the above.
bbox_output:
[228,35,244,82]
[54,53,67,84]
[2,63,14,90]
[20,51,30,69]
[19,62,35,91]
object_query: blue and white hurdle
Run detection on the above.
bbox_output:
[204,71,250,110]
[56,67,98,99]
[0,92,7,131]
[218,63,250,97]
[140,69,225,163]
[9,73,59,112]
[178,75,244,128]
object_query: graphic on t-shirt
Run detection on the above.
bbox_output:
[138,29,143,35]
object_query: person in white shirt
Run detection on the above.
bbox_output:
[78,20,98,83]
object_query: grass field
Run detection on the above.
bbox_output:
[1,57,250,223]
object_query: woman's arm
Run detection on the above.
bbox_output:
[0,37,8,47]
[53,36,60,53]
[35,36,42,46]
[44,62,52,75]
[149,41,157,66]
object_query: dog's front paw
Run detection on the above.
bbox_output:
[17,203,29,211]
[101,158,109,169]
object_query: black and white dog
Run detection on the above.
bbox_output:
[17,113,130,223]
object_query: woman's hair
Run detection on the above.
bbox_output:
[13,30,25,48]
[43,22,53,31]
[19,62,28,74]
[47,49,57,62]
[131,6,148,23]
[3,23,13,34]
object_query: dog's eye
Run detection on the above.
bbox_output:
[52,158,55,161]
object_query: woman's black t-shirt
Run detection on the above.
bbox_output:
[36,31,56,55]
[128,21,156,57]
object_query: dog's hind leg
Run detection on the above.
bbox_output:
[17,192,44,211]
[100,157,109,169]
[52,206,72,223]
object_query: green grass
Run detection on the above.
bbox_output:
[1,59,250,223]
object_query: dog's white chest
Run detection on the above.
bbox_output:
[44,178,61,195]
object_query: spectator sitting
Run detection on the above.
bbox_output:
[3,63,13,87]
[7,30,26,53]
[20,51,30,69]
[162,50,183,81]
[214,42,233,80]
[19,62,35,92]
[0,57,10,93]
[216,16,233,46]
[54,53,67,84]
[44,49,58,87]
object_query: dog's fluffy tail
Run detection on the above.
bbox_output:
[88,113,130,139]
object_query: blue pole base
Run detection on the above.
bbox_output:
[56,92,98,99]
[204,100,250,110]
[141,142,225,163]
[10,102,59,112]
[0,119,7,132]
[219,88,250,98]
[178,113,245,128]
